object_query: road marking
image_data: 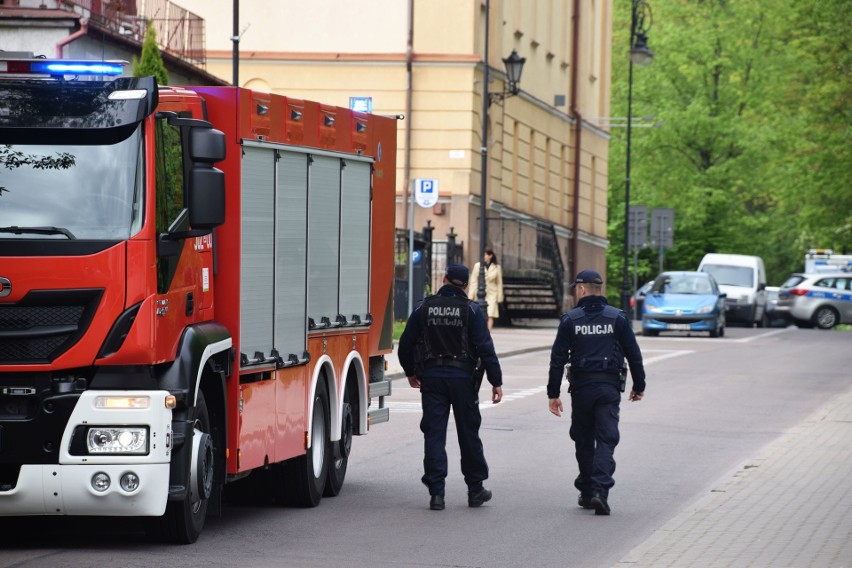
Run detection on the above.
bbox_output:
[385,350,692,414]
[638,327,791,344]
[643,349,694,365]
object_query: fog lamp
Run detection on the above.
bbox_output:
[92,472,111,492]
[120,472,140,492]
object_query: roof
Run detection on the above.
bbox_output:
[0,7,79,21]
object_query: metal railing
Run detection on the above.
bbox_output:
[62,0,206,68]
[488,217,564,311]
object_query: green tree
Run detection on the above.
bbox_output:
[132,23,169,87]
[606,0,851,298]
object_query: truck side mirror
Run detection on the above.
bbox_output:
[187,127,226,230]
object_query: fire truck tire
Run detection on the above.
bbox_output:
[146,390,213,543]
[324,395,353,497]
[278,380,330,507]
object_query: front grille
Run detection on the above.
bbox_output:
[0,305,84,330]
[0,289,103,364]
[655,316,704,325]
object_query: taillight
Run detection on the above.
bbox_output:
[788,288,808,296]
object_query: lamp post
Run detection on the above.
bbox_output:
[479,0,525,308]
[620,0,654,315]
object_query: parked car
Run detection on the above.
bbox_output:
[630,280,654,319]
[642,271,727,337]
[698,253,768,327]
[764,286,789,328]
[775,272,852,329]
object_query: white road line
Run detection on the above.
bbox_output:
[643,349,694,365]
[385,346,701,413]
[638,327,791,344]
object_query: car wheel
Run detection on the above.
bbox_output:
[642,328,658,337]
[812,306,839,330]
[710,323,719,338]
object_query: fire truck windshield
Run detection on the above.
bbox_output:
[0,128,143,240]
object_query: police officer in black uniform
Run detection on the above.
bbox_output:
[398,263,503,511]
[547,269,645,516]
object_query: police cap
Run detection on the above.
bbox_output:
[445,263,470,287]
[568,269,603,289]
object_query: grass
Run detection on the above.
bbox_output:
[393,320,407,341]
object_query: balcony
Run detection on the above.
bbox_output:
[62,0,205,68]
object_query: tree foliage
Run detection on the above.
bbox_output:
[0,145,76,196]
[606,0,852,303]
[132,23,169,87]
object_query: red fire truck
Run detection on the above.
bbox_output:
[0,57,396,543]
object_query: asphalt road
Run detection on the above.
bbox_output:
[1,325,849,568]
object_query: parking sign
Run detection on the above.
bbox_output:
[414,179,439,208]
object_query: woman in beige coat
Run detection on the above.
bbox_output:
[468,248,504,330]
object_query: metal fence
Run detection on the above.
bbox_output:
[394,225,464,320]
[62,0,206,68]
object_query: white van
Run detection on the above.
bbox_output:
[698,253,768,327]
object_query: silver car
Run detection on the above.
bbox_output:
[776,272,852,329]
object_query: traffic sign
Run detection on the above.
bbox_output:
[414,179,439,208]
[628,205,648,249]
[650,207,674,249]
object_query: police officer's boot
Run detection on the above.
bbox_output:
[590,492,610,516]
[430,495,445,511]
[468,486,492,507]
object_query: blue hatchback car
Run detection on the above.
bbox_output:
[641,271,727,337]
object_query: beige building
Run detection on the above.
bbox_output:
[171,0,612,314]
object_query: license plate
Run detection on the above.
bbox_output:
[667,323,691,330]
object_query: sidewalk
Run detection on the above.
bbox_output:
[386,325,852,568]
[614,385,852,568]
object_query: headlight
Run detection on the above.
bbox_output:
[737,295,750,304]
[87,427,148,454]
[696,304,714,314]
[645,304,663,313]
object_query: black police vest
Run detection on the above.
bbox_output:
[416,294,476,373]
[567,305,623,375]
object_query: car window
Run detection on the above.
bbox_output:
[701,264,754,287]
[781,275,806,288]
[815,278,837,289]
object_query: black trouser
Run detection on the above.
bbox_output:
[569,382,621,498]
[419,375,488,496]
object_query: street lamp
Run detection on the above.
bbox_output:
[479,1,525,308]
[620,0,654,316]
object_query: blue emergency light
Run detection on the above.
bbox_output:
[0,58,126,78]
[30,61,124,76]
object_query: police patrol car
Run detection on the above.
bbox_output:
[776,271,852,329]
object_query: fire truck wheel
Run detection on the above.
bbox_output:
[278,379,331,507]
[324,396,353,497]
[146,390,212,543]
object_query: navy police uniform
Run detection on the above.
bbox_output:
[548,275,645,510]
[398,267,502,502]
